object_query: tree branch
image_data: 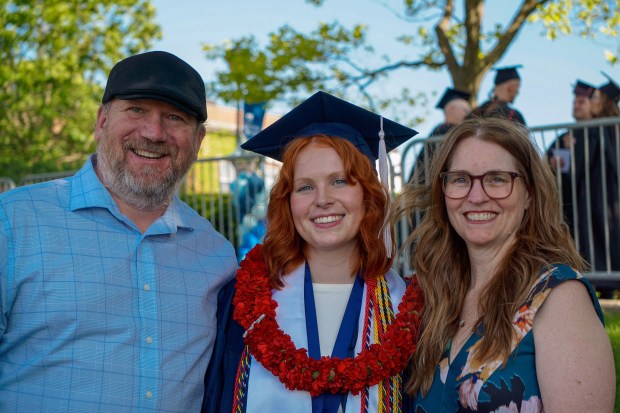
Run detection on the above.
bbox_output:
[435,0,460,76]
[482,0,552,70]
[463,0,483,71]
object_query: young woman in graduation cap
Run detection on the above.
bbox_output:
[203,91,422,413]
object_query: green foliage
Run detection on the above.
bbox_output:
[603,309,620,412]
[178,191,238,248]
[0,0,161,181]
[204,0,620,119]
[203,21,372,110]
[201,130,238,158]
[530,0,620,64]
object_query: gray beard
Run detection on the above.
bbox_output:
[96,132,196,212]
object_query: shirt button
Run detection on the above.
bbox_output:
[146,336,153,344]
[143,284,151,291]
[146,390,153,398]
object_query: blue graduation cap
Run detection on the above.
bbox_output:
[436,87,471,109]
[240,91,418,163]
[573,79,595,98]
[493,65,522,85]
[599,72,620,103]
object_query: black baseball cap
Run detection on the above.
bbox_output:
[102,51,207,122]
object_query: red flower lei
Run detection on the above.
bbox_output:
[232,244,424,396]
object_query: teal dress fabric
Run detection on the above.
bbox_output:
[411,264,604,413]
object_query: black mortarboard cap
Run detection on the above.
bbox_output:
[493,65,522,85]
[436,88,471,109]
[240,91,418,163]
[599,72,620,103]
[102,51,207,122]
[573,79,595,98]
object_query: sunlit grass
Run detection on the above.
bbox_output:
[603,309,620,412]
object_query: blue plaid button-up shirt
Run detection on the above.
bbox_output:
[0,156,237,412]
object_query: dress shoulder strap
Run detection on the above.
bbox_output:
[524,264,604,323]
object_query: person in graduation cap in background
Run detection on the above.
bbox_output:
[580,72,620,298]
[591,72,620,118]
[410,87,471,186]
[470,66,526,126]
[547,74,620,298]
[547,79,596,171]
[546,80,597,240]
[203,91,423,413]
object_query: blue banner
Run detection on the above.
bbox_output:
[243,101,267,138]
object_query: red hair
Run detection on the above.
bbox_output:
[262,135,394,288]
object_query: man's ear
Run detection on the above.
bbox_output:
[194,124,206,154]
[94,105,108,144]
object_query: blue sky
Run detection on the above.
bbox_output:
[150,0,618,136]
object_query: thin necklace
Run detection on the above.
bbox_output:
[458,303,476,328]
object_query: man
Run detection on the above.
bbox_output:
[471,65,526,125]
[547,79,620,297]
[0,51,237,411]
[549,79,595,170]
[410,87,471,185]
[429,87,472,137]
[572,79,595,121]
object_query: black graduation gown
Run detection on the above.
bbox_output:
[474,99,526,126]
[202,278,245,413]
[547,125,620,278]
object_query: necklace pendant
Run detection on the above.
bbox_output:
[458,320,466,328]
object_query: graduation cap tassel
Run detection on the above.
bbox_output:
[378,116,392,258]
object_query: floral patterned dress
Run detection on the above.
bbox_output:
[411,264,604,413]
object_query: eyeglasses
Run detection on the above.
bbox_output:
[440,171,523,200]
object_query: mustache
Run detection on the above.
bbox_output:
[123,138,177,157]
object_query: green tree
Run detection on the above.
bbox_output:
[0,0,161,182]
[204,0,620,121]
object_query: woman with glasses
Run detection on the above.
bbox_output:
[394,117,614,412]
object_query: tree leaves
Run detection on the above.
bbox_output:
[203,1,619,127]
[0,0,161,181]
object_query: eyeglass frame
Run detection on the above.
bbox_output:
[439,171,523,200]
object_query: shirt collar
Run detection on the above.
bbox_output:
[69,155,194,233]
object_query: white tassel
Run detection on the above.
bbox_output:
[377,116,392,258]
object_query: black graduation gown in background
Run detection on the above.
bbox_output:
[547,125,620,276]
[473,99,526,126]
[408,122,452,185]
[202,279,245,413]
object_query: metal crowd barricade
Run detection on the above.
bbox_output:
[531,117,620,289]
[8,116,620,291]
[0,177,16,194]
[391,117,620,291]
[180,154,279,251]
[18,170,75,186]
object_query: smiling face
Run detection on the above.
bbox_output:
[289,144,365,256]
[444,136,530,255]
[94,98,205,210]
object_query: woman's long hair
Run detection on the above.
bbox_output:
[392,117,585,395]
[593,90,620,118]
[262,135,394,288]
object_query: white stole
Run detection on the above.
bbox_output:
[245,263,406,413]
